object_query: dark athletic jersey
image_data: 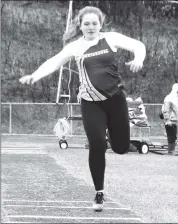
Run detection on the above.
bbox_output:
[66,32,124,101]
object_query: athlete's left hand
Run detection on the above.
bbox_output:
[165,121,173,126]
[125,60,143,73]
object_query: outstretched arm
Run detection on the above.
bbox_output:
[19,44,74,84]
[108,32,146,73]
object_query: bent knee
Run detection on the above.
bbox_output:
[112,145,129,154]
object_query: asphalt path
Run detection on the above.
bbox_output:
[1,136,178,223]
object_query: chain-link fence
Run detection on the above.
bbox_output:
[1,103,164,137]
[1,103,84,136]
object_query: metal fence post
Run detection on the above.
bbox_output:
[71,104,73,135]
[9,103,12,134]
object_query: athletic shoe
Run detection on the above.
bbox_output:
[93,192,104,212]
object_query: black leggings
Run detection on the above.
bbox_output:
[165,124,177,144]
[81,91,130,191]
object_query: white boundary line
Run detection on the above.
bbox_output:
[4,223,32,224]
[2,199,116,204]
[1,149,46,154]
[6,215,142,221]
[2,148,41,150]
[3,205,131,210]
[2,146,41,148]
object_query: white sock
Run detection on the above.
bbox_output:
[97,190,104,194]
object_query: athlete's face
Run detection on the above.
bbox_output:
[80,13,102,41]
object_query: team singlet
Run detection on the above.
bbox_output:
[66,32,124,101]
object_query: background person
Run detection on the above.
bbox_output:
[19,6,146,211]
[162,83,178,155]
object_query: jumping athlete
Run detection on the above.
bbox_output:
[19,6,146,211]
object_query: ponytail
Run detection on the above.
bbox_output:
[63,16,82,45]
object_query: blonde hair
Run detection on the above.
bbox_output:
[63,6,105,44]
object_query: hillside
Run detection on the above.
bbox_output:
[1,0,178,103]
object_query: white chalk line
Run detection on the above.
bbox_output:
[2,144,41,150]
[3,204,131,210]
[6,215,142,221]
[1,148,45,154]
[2,199,117,204]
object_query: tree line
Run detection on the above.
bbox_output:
[1,0,178,103]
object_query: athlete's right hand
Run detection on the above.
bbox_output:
[19,75,36,85]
